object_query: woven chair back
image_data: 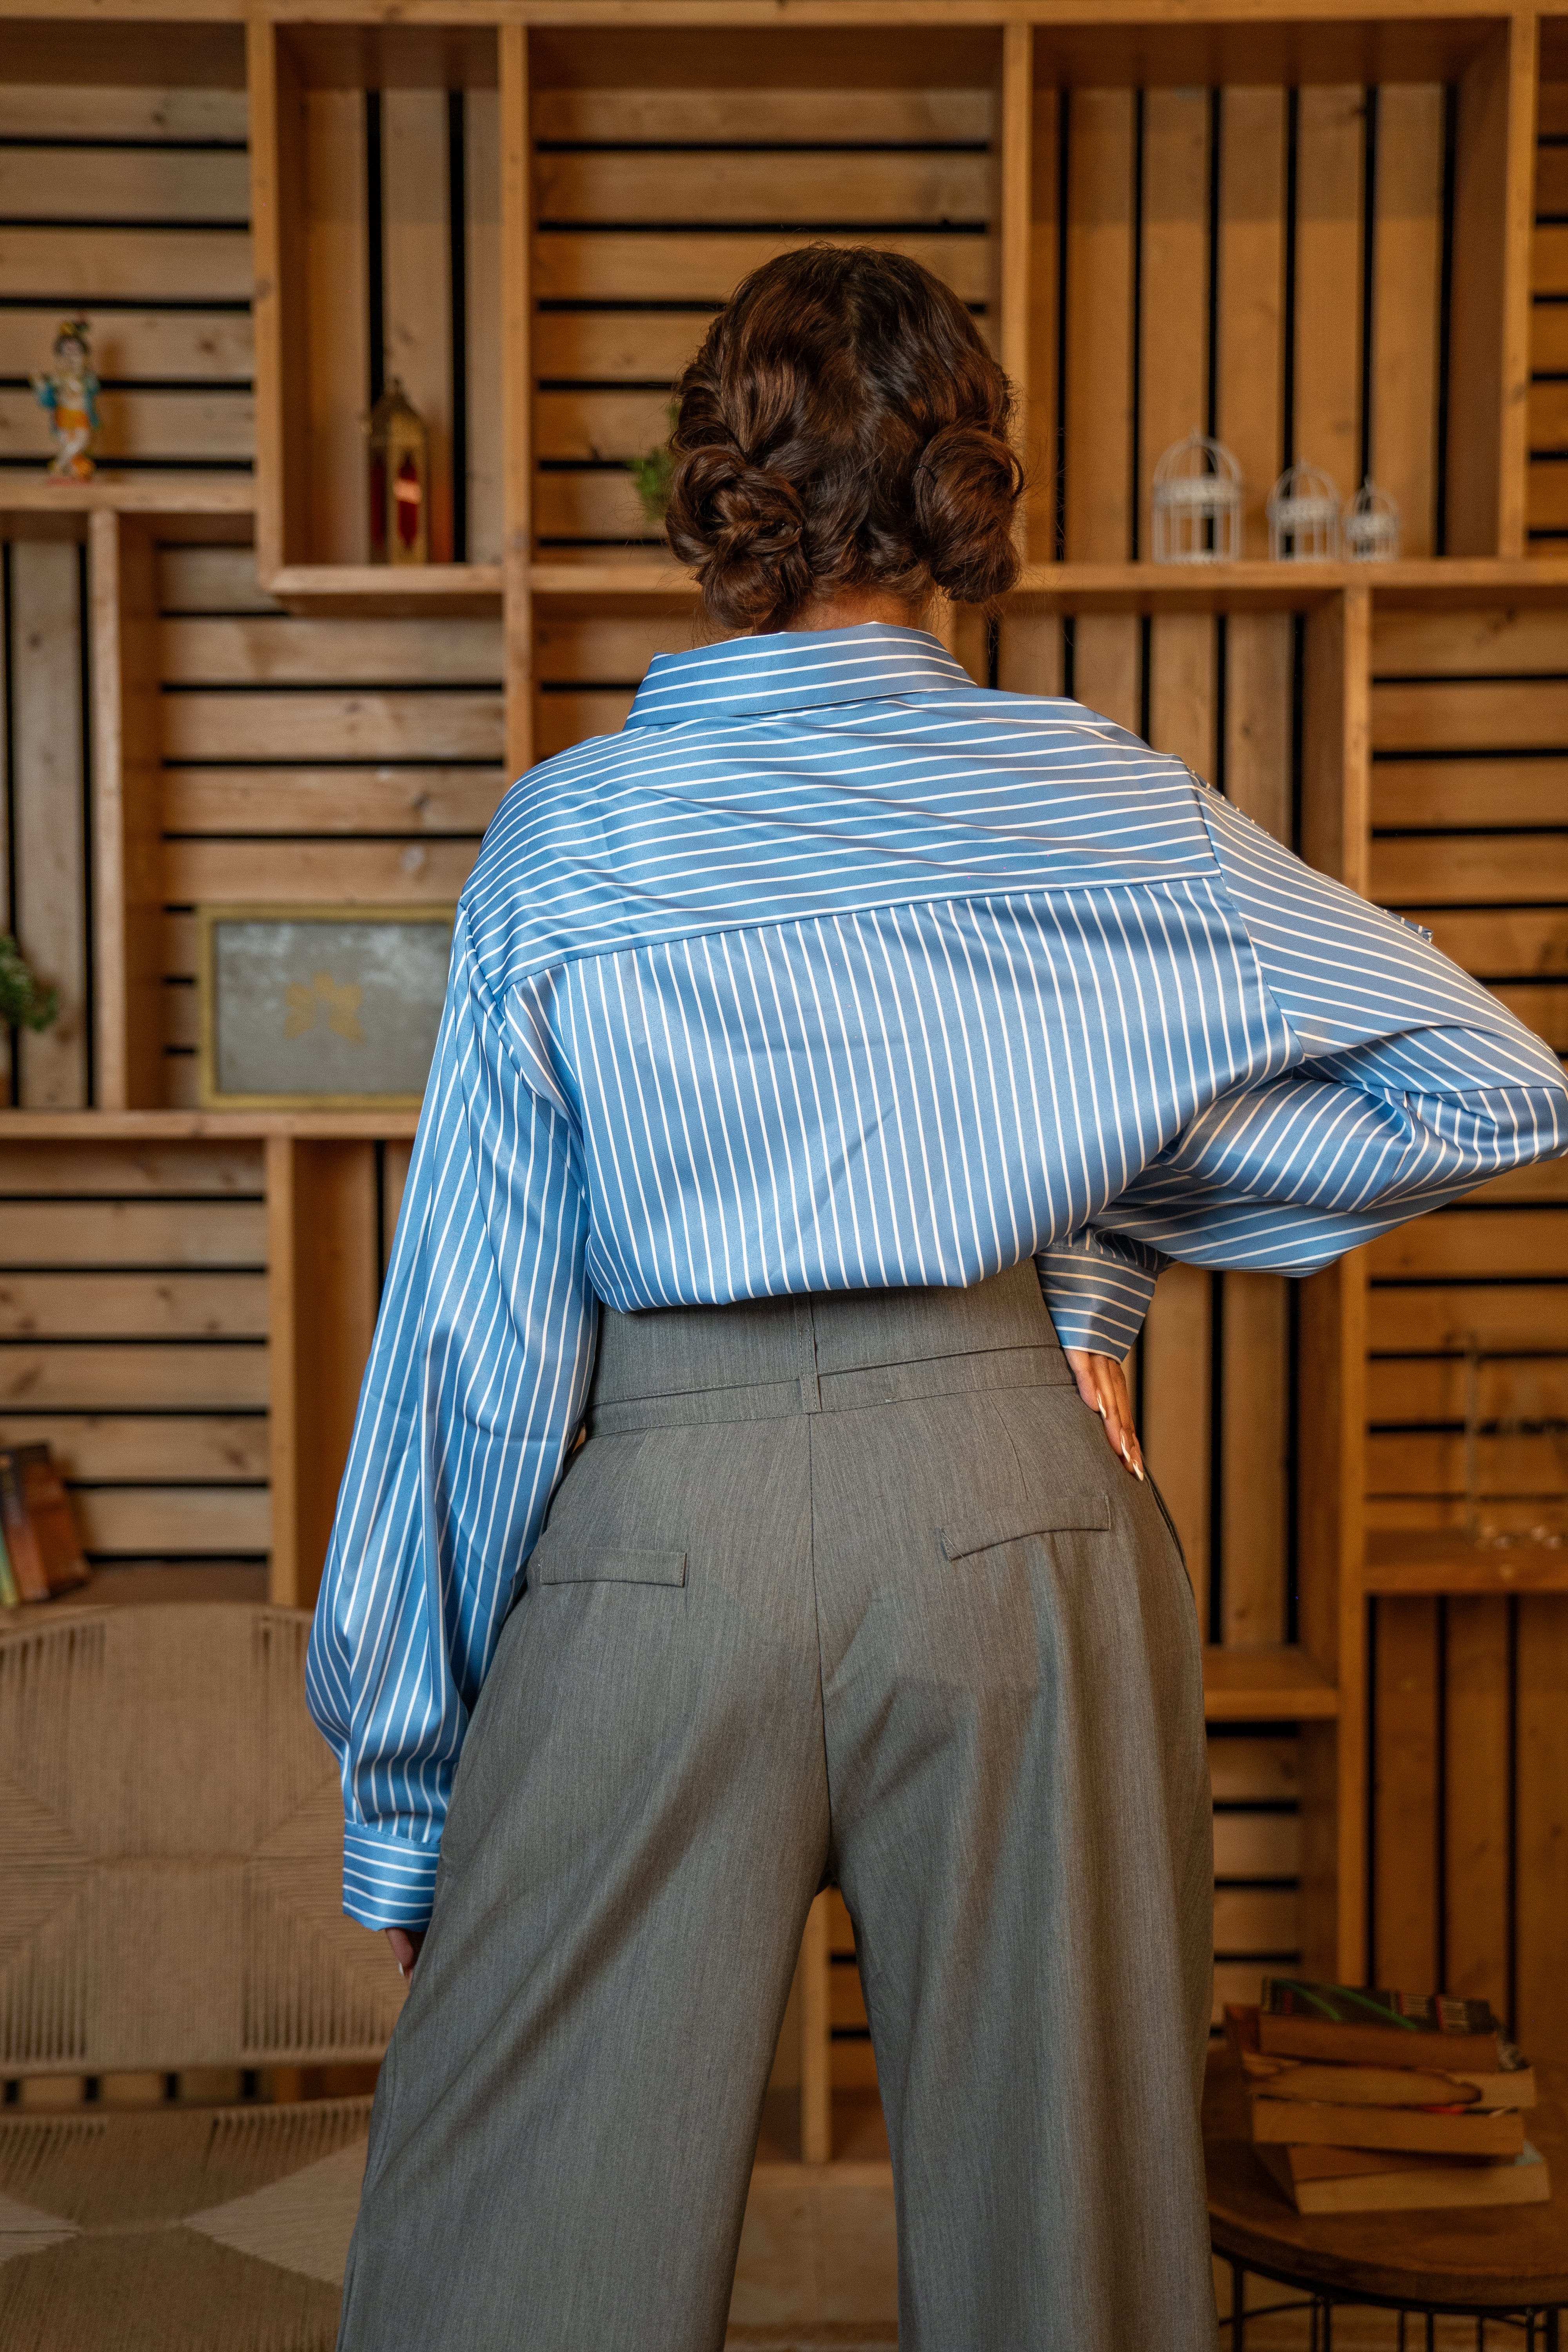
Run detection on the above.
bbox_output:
[0,1604,403,2077]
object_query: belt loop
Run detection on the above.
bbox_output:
[794,1297,822,1414]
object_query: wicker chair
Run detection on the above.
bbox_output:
[0,1604,403,2352]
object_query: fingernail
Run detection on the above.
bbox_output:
[1097,1403,1107,1419]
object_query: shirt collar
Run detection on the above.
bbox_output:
[625,624,975,726]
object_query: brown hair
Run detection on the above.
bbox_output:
[664,245,1023,633]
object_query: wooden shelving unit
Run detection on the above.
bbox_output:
[2,0,1565,2157]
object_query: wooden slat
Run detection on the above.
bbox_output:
[1372,679,1568,751]
[1372,758,1568,829]
[535,89,991,144]
[160,837,481,903]
[1368,1495,1562,1537]
[1141,1259,1210,1625]
[162,688,503,763]
[0,1414,267,1482]
[1224,612,1293,843]
[1412,909,1568,976]
[1014,55,1053,566]
[1139,87,1209,554]
[1496,984,1568,1050]
[160,615,503,685]
[535,387,688,464]
[0,1344,267,1412]
[533,469,675,544]
[532,311,709,383]
[1370,84,1445,557]
[1147,612,1214,778]
[995,611,1062,697]
[0,311,252,385]
[11,539,86,1110]
[1070,612,1140,735]
[1063,89,1134,562]
[1293,85,1364,503]
[1444,1594,1513,2010]
[1372,606,1568,675]
[0,1273,267,1339]
[0,1201,264,1267]
[0,85,249,143]
[73,1485,270,1556]
[1221,1272,1289,1648]
[1516,1593,1568,2064]
[1369,1355,1568,1426]
[1368,1209,1568,1280]
[1367,1429,1568,1496]
[1216,87,1287,560]
[532,229,991,307]
[384,88,454,564]
[501,21,532,777]
[535,692,637,761]
[465,86,505,568]
[1208,1734,1299,1803]
[159,545,278,618]
[1448,20,1535,559]
[1371,1284,1566,1356]
[1213,1887,1298,1953]
[0,1142,261,1195]
[1370,835,1568,905]
[0,145,247,223]
[0,227,252,302]
[163,766,506,837]
[305,87,368,570]
[1213,1811,1299,1878]
[534,612,699,682]
[536,149,990,226]
[1371,1595,1440,1989]
[0,388,252,466]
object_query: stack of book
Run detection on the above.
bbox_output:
[1228,1977,1550,2215]
[0,1443,90,1607]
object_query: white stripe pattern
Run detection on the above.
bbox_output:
[307,624,1568,1928]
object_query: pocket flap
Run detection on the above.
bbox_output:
[531,1543,687,1588]
[940,1493,1109,1562]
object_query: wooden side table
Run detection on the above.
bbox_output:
[1205,2051,1568,2348]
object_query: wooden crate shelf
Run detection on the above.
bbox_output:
[2,0,1566,2140]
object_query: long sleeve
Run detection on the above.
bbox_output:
[1035,1230,1168,1357]
[305,918,597,1930]
[1087,788,1568,1276]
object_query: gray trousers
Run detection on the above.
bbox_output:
[338,1266,1216,2351]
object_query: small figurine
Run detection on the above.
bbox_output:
[32,318,100,480]
[367,378,429,565]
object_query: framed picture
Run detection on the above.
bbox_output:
[196,904,455,1111]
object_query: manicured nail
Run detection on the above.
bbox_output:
[1097,1403,1107,1419]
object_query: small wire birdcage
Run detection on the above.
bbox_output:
[1150,432,1243,565]
[1343,477,1401,562]
[1267,462,1341,561]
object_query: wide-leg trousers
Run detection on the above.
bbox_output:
[337,1263,1216,2352]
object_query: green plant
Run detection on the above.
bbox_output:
[628,403,679,528]
[0,933,58,1031]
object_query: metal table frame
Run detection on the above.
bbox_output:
[1219,2247,1566,2351]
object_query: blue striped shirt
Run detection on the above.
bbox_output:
[306,625,1568,1929]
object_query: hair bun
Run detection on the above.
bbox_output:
[913,423,1023,604]
[665,442,813,628]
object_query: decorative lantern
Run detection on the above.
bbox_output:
[367,377,428,565]
[1267,462,1341,561]
[1150,432,1243,564]
[1343,477,1401,563]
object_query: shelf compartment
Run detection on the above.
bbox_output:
[249,20,503,602]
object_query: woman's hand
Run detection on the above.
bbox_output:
[386,1927,426,1981]
[1063,1348,1145,1481]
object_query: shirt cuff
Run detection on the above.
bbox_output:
[1035,1232,1164,1357]
[342,1820,443,1932]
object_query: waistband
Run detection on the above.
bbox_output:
[586,1261,1071,1434]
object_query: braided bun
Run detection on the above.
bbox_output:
[665,246,1022,633]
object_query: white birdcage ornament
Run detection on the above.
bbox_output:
[1150,432,1243,564]
[1343,477,1401,562]
[1267,462,1341,561]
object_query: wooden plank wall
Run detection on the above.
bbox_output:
[0,82,252,483]
[1366,603,1568,2064]
[0,1138,269,1572]
[529,73,997,562]
[1531,81,1568,547]
[301,83,502,565]
[1031,77,1447,564]
[156,540,505,1103]
[0,535,91,1108]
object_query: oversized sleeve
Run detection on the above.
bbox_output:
[305,916,597,1930]
[1084,789,1568,1280]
